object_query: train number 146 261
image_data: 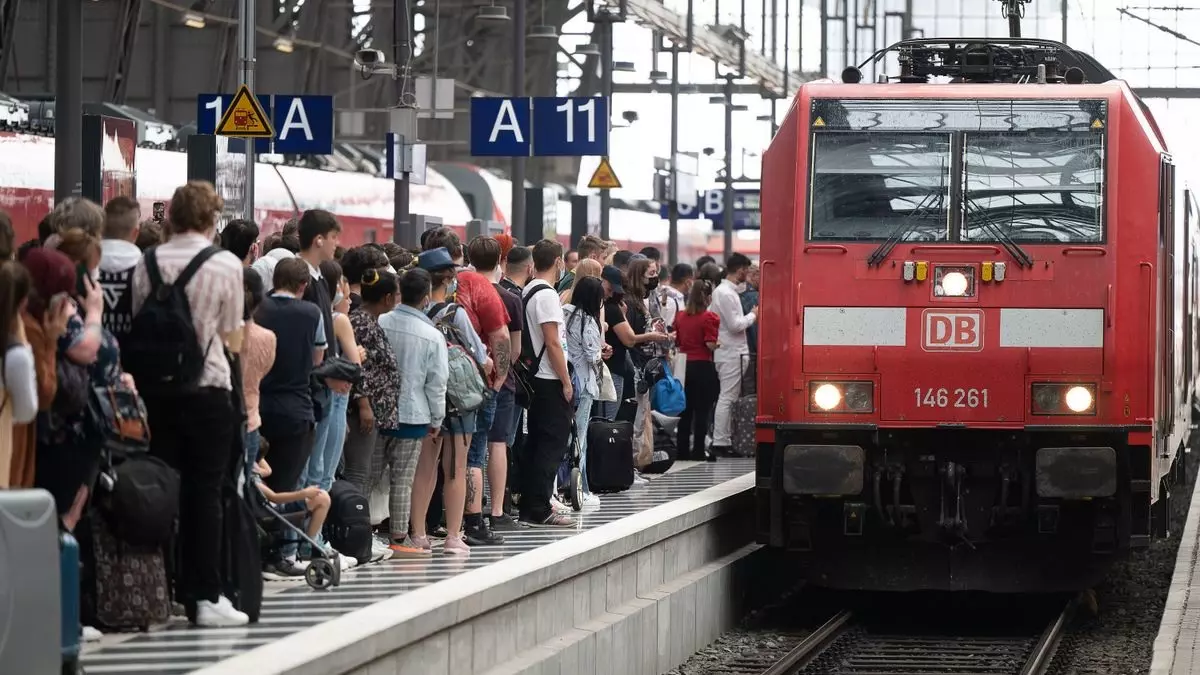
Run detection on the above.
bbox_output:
[914,388,990,409]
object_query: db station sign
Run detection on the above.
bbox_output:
[922,310,984,352]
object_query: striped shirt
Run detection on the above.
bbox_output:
[131,232,245,391]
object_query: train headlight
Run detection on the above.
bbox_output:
[941,271,969,296]
[1065,386,1094,413]
[812,384,842,411]
[810,381,874,414]
[1030,383,1097,416]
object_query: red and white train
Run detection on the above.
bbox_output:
[756,36,1199,592]
[0,131,716,259]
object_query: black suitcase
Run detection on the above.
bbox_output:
[586,418,635,493]
[222,484,263,622]
[324,479,372,564]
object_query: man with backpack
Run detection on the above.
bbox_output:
[127,181,249,627]
[517,239,576,528]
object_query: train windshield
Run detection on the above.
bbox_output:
[961,133,1104,243]
[808,132,952,241]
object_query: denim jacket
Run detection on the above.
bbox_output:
[378,304,449,429]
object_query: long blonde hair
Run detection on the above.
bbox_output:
[561,258,602,304]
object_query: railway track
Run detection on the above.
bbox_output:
[736,600,1073,675]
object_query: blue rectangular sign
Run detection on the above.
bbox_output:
[660,189,761,230]
[197,93,271,153]
[470,97,531,157]
[272,95,334,155]
[532,96,608,157]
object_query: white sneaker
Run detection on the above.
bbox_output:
[580,492,601,510]
[633,474,649,486]
[323,544,358,569]
[81,626,103,642]
[195,596,249,627]
[370,537,394,563]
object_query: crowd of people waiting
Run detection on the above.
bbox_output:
[0,180,760,637]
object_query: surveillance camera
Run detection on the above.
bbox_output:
[703,147,715,156]
[355,49,386,66]
[621,110,638,123]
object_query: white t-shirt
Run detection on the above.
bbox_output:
[523,280,569,380]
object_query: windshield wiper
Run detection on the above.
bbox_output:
[964,200,1035,268]
[867,191,944,267]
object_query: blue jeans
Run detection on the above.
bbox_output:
[303,390,349,492]
[468,394,499,469]
[598,371,625,420]
[574,392,594,492]
[243,429,261,486]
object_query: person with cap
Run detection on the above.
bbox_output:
[404,247,489,555]
[598,264,670,420]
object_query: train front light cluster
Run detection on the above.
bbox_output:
[810,381,874,414]
[1031,383,1097,416]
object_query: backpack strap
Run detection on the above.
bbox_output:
[144,246,163,291]
[174,246,222,291]
[426,302,449,321]
[520,284,555,363]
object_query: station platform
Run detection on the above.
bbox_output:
[1153,461,1200,674]
[81,459,756,675]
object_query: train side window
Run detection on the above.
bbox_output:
[364,229,377,243]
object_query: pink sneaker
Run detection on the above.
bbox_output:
[442,535,470,556]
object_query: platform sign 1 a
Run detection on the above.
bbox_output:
[469,96,609,158]
[197,92,334,155]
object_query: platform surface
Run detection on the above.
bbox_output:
[81,459,754,675]
[1153,462,1200,675]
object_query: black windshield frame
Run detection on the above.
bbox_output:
[806,128,1107,244]
[807,131,954,242]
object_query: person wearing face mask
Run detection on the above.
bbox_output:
[710,253,759,456]
[658,263,694,332]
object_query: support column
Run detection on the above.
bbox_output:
[239,0,257,220]
[54,0,82,202]
[511,0,526,239]
[599,20,612,240]
[393,0,413,245]
[722,75,734,261]
[667,46,679,266]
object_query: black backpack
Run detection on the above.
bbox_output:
[124,246,221,395]
[323,480,372,564]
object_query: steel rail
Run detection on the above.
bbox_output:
[1020,600,1074,675]
[760,610,854,675]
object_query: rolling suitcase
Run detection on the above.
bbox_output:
[731,394,758,457]
[586,418,635,493]
[61,532,82,674]
[0,489,62,675]
[86,510,171,632]
[324,480,373,565]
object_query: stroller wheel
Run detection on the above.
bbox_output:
[306,557,337,590]
[569,468,584,512]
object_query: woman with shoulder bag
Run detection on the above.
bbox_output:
[563,277,605,509]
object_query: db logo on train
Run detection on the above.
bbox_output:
[922,309,984,352]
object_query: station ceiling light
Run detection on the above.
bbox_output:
[575,43,601,57]
[613,61,636,73]
[476,2,510,22]
[649,69,668,80]
[529,24,559,40]
[273,35,295,54]
[182,0,207,29]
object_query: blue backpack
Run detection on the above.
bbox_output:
[651,365,687,417]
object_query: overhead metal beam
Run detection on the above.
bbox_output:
[598,0,816,96]
[105,0,145,103]
[613,81,779,95]
[0,0,21,90]
[1135,87,1200,99]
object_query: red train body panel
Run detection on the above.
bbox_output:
[756,56,1199,591]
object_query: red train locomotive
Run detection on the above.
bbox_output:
[755,36,1200,591]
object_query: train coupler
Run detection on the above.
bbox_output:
[937,461,968,537]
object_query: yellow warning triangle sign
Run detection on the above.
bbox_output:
[1091,119,1104,129]
[813,116,826,127]
[588,157,622,190]
[216,84,274,138]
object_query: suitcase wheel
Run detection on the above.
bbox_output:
[569,468,584,512]
[306,557,339,590]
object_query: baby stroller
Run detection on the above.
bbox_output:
[250,481,343,591]
[556,418,585,512]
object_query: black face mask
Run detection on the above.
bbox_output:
[645,277,659,292]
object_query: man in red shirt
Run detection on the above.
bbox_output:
[423,228,511,545]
